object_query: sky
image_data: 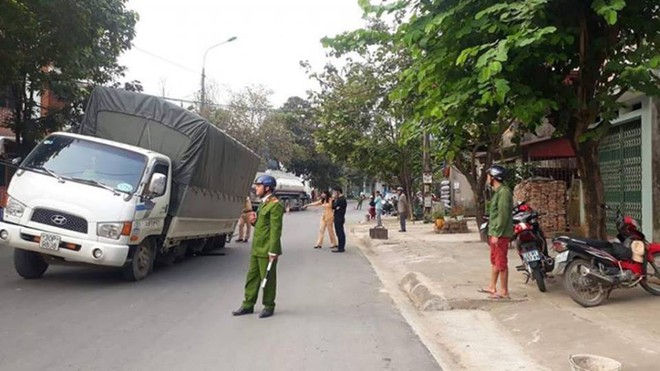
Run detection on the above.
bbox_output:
[118,0,367,107]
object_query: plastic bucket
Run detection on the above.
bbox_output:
[569,354,622,371]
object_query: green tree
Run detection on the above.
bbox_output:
[362,0,660,238]
[0,0,138,151]
[206,86,303,170]
[276,96,343,190]
[310,18,422,197]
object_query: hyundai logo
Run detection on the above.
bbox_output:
[50,215,68,225]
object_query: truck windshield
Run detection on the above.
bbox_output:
[22,135,147,194]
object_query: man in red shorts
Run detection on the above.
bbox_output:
[481,165,513,299]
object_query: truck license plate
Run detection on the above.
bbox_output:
[40,233,61,251]
[523,250,541,262]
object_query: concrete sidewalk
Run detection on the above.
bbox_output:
[350,217,660,370]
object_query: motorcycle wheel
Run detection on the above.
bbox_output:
[640,252,660,296]
[563,259,606,307]
[532,266,546,292]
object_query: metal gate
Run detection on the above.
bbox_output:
[598,119,643,235]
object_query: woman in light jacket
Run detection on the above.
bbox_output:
[302,190,337,249]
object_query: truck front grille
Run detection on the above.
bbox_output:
[30,208,88,234]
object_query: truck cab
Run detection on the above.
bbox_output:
[0,133,172,280]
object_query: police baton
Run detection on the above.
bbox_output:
[261,260,273,289]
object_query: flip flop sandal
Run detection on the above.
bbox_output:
[478,288,496,294]
[488,293,511,300]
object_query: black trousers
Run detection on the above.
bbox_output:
[334,218,346,250]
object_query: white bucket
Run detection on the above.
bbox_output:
[569,354,622,371]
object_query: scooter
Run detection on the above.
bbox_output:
[551,205,660,307]
[511,202,553,292]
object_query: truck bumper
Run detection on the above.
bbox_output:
[0,221,129,267]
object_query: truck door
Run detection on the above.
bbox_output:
[133,161,170,239]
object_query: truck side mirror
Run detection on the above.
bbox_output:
[148,173,167,198]
[11,157,22,165]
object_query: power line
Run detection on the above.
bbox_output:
[160,95,310,115]
[132,46,198,74]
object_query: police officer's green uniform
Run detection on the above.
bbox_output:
[241,194,284,311]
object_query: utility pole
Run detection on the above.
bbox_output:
[200,36,237,115]
[200,67,206,114]
[422,129,432,215]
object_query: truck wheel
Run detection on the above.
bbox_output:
[14,249,49,279]
[122,239,155,281]
[202,235,226,252]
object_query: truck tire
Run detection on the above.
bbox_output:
[122,239,155,281]
[14,249,49,279]
[202,235,226,252]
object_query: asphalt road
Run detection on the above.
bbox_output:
[0,202,438,371]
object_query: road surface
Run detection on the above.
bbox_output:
[0,202,438,370]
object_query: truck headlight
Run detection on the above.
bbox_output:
[97,222,132,240]
[5,197,26,218]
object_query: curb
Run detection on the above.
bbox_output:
[352,225,512,312]
[400,272,451,311]
[354,227,452,311]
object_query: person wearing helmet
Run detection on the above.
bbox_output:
[481,164,513,299]
[233,174,284,318]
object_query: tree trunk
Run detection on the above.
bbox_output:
[573,139,607,239]
[455,148,493,241]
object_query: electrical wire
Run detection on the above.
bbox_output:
[132,46,198,74]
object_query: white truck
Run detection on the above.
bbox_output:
[0,87,260,281]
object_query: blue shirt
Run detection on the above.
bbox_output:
[375,196,383,210]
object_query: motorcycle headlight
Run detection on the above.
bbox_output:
[97,222,132,240]
[5,197,26,219]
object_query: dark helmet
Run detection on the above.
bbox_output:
[255,174,277,189]
[487,164,507,182]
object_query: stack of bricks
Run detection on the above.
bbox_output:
[513,179,567,233]
[435,219,469,234]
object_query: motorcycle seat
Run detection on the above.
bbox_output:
[569,238,633,261]
[570,237,613,250]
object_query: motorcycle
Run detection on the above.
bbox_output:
[511,202,553,292]
[551,205,660,307]
[480,201,552,292]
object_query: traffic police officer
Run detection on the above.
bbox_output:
[232,174,284,318]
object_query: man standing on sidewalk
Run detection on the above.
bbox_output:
[332,186,347,253]
[482,165,513,299]
[232,174,284,318]
[374,191,384,227]
[396,187,408,232]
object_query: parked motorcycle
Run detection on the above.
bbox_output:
[479,201,552,292]
[511,202,553,292]
[551,205,660,307]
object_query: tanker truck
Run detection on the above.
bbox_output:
[250,170,309,211]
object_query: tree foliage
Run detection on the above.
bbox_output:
[358,0,660,237]
[0,0,138,150]
[204,88,343,188]
[309,18,422,195]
